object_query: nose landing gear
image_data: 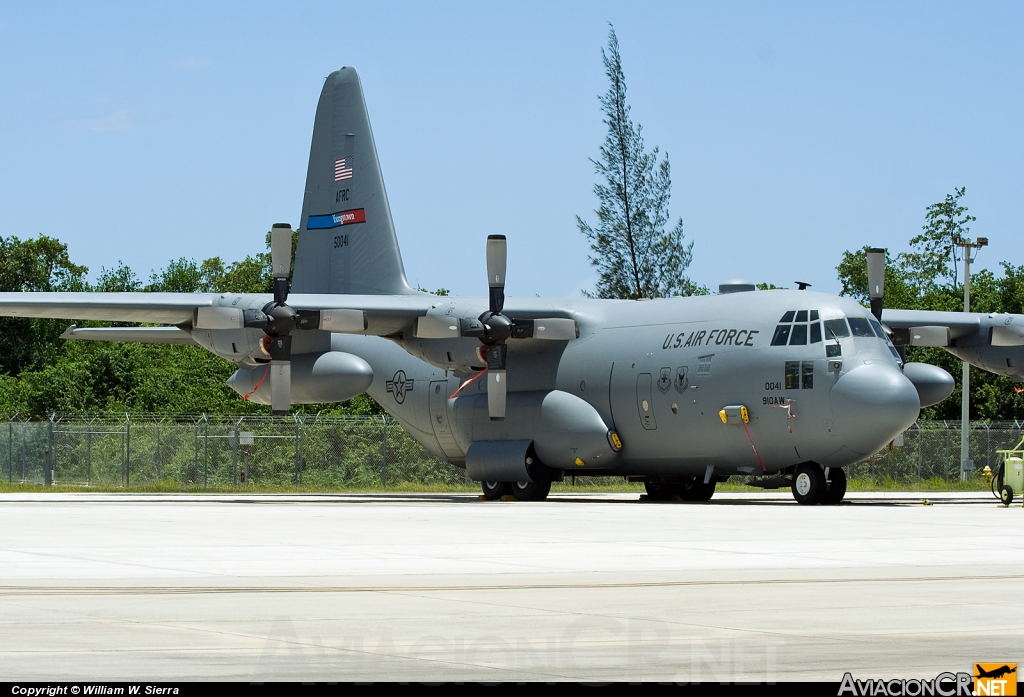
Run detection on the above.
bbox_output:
[791,464,846,505]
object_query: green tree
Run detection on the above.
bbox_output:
[836,193,1024,421]
[577,26,698,299]
[94,262,141,292]
[904,186,976,293]
[0,235,89,376]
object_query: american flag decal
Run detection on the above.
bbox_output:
[334,157,353,182]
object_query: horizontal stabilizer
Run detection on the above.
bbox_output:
[60,325,197,345]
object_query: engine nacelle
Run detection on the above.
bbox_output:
[227,351,373,405]
[901,362,955,408]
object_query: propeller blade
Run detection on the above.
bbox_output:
[271,223,293,305]
[487,369,506,420]
[511,318,578,340]
[486,235,506,314]
[271,361,291,414]
[415,315,460,339]
[270,224,293,279]
[866,247,885,321]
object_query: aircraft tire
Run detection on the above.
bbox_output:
[512,466,553,501]
[644,478,674,501]
[791,464,826,505]
[481,481,512,500]
[821,468,847,505]
[681,479,716,502]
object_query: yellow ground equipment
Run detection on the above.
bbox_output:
[994,436,1024,507]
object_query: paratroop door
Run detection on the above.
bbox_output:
[636,373,657,430]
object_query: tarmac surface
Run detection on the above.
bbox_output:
[0,490,1022,682]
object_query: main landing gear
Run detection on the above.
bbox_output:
[480,466,553,502]
[791,463,846,505]
[643,476,716,502]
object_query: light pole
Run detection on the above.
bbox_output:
[952,234,987,481]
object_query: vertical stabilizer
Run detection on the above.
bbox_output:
[292,68,416,295]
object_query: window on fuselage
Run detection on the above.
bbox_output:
[774,310,819,347]
[824,318,850,339]
[847,317,874,337]
[789,324,808,345]
[785,361,800,389]
[784,360,815,389]
[771,325,792,346]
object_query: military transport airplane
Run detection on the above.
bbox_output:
[0,68,965,505]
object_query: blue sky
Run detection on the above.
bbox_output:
[1,2,1021,298]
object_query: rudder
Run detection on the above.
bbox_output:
[292,67,416,295]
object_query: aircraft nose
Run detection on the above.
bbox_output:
[830,362,920,456]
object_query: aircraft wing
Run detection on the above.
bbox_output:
[0,291,577,341]
[60,325,198,345]
[0,291,438,339]
[881,309,982,340]
[0,292,219,324]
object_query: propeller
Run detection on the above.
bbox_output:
[453,235,579,420]
[239,224,368,414]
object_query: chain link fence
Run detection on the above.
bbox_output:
[2,415,1022,489]
[845,420,1024,485]
[1,414,472,489]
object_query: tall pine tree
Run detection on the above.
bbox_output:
[577,26,700,299]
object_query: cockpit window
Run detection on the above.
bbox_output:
[771,325,792,346]
[774,310,820,347]
[868,318,886,339]
[823,318,850,339]
[848,317,874,337]
[789,324,808,345]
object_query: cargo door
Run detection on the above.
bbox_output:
[428,380,462,458]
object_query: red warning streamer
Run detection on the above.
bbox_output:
[742,420,767,472]
[449,368,487,400]
[243,363,272,401]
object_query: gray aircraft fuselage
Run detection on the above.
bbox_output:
[198,287,920,479]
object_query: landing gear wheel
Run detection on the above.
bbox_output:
[511,465,552,501]
[680,479,716,502]
[481,481,512,500]
[821,468,847,505]
[1000,485,1014,507]
[791,464,826,505]
[644,478,674,501]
